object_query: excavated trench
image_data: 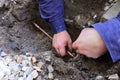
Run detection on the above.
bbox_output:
[0,0,120,80]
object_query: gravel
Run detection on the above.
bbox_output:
[0,49,55,80]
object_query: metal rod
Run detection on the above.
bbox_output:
[32,22,74,58]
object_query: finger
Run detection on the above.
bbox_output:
[55,48,60,55]
[76,49,85,55]
[68,41,72,51]
[59,46,66,56]
[72,42,78,50]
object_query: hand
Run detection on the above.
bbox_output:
[52,30,72,56]
[72,28,107,59]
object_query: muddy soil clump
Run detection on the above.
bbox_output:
[0,0,120,80]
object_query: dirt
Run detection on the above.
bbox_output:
[0,0,120,80]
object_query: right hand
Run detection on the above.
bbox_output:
[52,30,72,56]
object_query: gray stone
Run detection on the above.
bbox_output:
[0,0,6,8]
[95,75,105,80]
[54,78,59,80]
[24,67,33,76]
[36,76,42,80]
[18,77,24,80]
[0,48,2,52]
[0,71,5,79]
[37,62,44,70]
[48,73,54,79]
[26,70,38,80]
[1,51,7,57]
[108,74,119,80]
[43,51,52,62]
[47,65,54,73]
[103,1,120,19]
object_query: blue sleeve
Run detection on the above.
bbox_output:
[38,0,66,33]
[92,12,120,62]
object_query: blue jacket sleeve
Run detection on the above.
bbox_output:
[92,12,120,62]
[38,0,66,33]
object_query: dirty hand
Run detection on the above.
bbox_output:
[53,30,72,56]
[72,28,107,58]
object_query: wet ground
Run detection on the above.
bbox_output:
[0,0,120,80]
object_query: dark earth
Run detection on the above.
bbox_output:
[0,0,120,80]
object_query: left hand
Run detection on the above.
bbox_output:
[72,28,107,59]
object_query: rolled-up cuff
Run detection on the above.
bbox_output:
[92,18,120,62]
[49,18,66,34]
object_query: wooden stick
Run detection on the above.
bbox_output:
[32,22,74,58]
[33,22,52,40]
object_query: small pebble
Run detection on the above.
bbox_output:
[47,65,54,73]
[31,57,37,64]
[26,70,38,80]
[1,51,7,57]
[17,56,23,63]
[37,62,44,69]
[36,76,42,80]
[95,75,105,80]
[24,67,33,76]
[104,6,110,11]
[108,74,119,80]
[0,71,5,79]
[33,66,41,72]
[18,77,24,80]
[48,73,54,79]
[0,48,2,52]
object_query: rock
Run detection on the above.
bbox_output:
[0,0,6,8]
[28,57,32,61]
[26,70,38,80]
[17,56,23,63]
[0,71,5,79]
[5,56,12,64]
[26,52,33,56]
[48,73,54,79]
[22,67,28,71]
[30,70,38,78]
[95,75,105,80]
[37,62,44,69]
[8,74,15,80]
[36,76,42,80]
[18,77,24,80]
[20,55,28,60]
[54,78,59,80]
[103,1,120,19]
[22,60,32,67]
[0,48,2,52]
[43,51,52,62]
[24,67,33,76]
[33,66,41,72]
[31,57,37,64]
[1,51,7,57]
[47,65,54,73]
[104,6,110,11]
[2,76,9,80]
[108,74,119,80]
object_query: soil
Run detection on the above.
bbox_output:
[0,0,120,80]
